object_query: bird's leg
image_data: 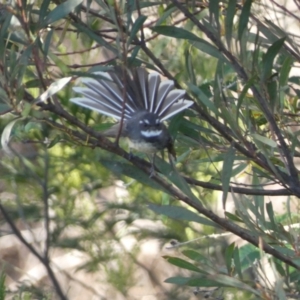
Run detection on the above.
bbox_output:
[128,148,134,160]
[149,154,156,178]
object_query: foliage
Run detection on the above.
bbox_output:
[1,0,300,299]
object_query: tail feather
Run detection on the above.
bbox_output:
[160,98,194,121]
[148,72,161,112]
[132,68,149,110]
[154,80,174,114]
[70,67,193,121]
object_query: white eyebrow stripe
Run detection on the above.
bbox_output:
[141,130,162,137]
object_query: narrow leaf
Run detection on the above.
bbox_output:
[35,77,72,103]
[225,243,235,274]
[128,15,147,46]
[208,0,220,33]
[1,118,23,156]
[164,257,203,273]
[152,25,201,41]
[187,83,218,115]
[238,0,252,40]
[39,0,51,23]
[233,247,243,279]
[261,38,285,82]
[225,0,237,48]
[43,0,83,25]
[252,133,277,147]
[148,204,219,228]
[222,145,235,207]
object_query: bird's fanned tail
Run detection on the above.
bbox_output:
[70,67,193,121]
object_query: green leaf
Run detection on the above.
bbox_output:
[266,201,276,228]
[252,133,277,147]
[164,257,203,273]
[127,15,147,46]
[238,0,252,40]
[152,25,201,42]
[192,40,228,63]
[225,243,235,274]
[155,6,177,26]
[233,247,243,279]
[72,22,117,54]
[239,244,261,271]
[182,250,207,262]
[187,83,218,115]
[43,29,54,59]
[225,0,237,48]
[164,276,208,286]
[148,204,220,228]
[279,56,293,87]
[0,103,11,115]
[210,274,260,294]
[236,76,255,123]
[222,145,235,207]
[0,272,5,300]
[38,0,51,23]
[261,37,286,82]
[208,0,220,33]
[43,0,83,26]
[225,212,243,222]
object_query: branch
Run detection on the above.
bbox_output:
[171,0,300,194]
[39,102,300,270]
[0,203,68,300]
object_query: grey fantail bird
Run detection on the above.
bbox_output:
[70,67,193,174]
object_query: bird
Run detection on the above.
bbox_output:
[70,67,193,175]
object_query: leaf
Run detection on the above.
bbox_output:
[182,250,207,262]
[0,272,5,300]
[165,276,215,286]
[238,0,252,40]
[165,274,259,294]
[127,15,147,46]
[34,77,72,103]
[43,0,83,26]
[252,133,277,147]
[192,40,228,63]
[225,243,235,274]
[148,204,220,228]
[1,118,23,156]
[187,83,218,115]
[236,76,255,123]
[225,0,237,48]
[222,145,235,207]
[72,22,117,54]
[279,56,293,87]
[239,243,261,271]
[261,38,286,82]
[38,0,51,23]
[152,25,202,41]
[164,257,203,273]
[266,201,276,229]
[209,274,260,294]
[225,212,243,222]
[155,6,177,26]
[233,247,243,279]
[208,0,220,33]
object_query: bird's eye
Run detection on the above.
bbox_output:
[140,119,150,128]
